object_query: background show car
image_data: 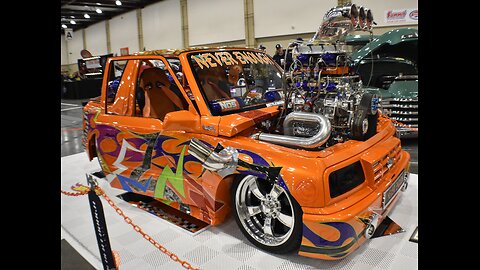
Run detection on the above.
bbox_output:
[82,5,410,261]
[349,28,418,138]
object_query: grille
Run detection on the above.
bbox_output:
[371,140,402,182]
[381,97,418,129]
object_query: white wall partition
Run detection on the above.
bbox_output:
[254,0,337,38]
[188,0,245,46]
[142,0,183,50]
[85,21,108,56]
[65,30,84,64]
[60,1,419,63]
[109,10,139,55]
[354,0,418,27]
[61,35,68,65]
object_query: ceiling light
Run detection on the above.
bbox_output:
[84,14,90,18]
[70,16,75,18]
[96,2,101,5]
[116,0,122,5]
[70,20,76,24]
[62,24,67,29]
[96,8,102,13]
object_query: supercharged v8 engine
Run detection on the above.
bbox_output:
[273,4,380,147]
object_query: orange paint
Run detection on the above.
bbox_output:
[99,138,117,153]
[82,47,410,260]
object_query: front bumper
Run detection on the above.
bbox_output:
[298,150,410,260]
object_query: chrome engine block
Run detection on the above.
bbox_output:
[282,3,379,145]
[253,3,380,149]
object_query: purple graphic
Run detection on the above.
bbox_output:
[303,222,357,247]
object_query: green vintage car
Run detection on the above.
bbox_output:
[348,28,418,138]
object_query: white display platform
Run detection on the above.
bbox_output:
[61,152,418,270]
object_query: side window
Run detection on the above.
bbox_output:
[135,59,189,121]
[167,58,185,86]
[167,58,196,103]
[106,60,127,104]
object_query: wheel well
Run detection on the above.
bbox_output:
[207,174,236,225]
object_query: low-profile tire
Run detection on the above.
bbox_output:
[359,92,379,115]
[231,175,303,254]
[351,93,378,141]
[351,109,369,140]
[351,106,379,141]
[365,113,378,139]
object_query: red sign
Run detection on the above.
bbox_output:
[120,47,129,56]
[387,10,407,20]
[385,8,417,23]
[409,10,418,20]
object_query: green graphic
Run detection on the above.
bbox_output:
[93,109,101,123]
[154,145,187,199]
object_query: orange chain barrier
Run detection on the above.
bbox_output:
[61,183,199,270]
[60,189,90,196]
[112,250,121,269]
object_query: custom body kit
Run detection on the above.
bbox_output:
[83,4,410,260]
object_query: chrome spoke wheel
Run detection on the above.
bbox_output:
[235,175,295,247]
[248,178,266,200]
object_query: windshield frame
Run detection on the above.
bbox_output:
[185,49,285,116]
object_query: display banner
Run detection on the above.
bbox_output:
[120,47,129,56]
[86,58,102,69]
[384,8,418,23]
[88,187,116,270]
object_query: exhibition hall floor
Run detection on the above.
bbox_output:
[61,152,418,270]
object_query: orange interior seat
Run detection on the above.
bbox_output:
[139,67,185,120]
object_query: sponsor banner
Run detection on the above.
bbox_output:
[385,8,418,23]
[86,58,101,69]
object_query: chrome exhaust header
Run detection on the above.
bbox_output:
[251,112,331,149]
[188,138,238,177]
[311,3,374,43]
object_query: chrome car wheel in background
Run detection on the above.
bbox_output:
[232,175,302,253]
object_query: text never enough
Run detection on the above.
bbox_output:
[193,51,275,69]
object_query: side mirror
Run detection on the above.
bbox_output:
[163,110,201,132]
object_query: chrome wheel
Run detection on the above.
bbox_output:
[235,175,295,247]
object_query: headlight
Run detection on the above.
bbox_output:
[329,161,365,198]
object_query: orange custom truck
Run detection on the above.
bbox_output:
[82,45,410,260]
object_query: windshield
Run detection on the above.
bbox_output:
[188,50,284,115]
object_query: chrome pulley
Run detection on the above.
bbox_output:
[350,92,379,141]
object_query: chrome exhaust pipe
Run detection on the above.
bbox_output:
[364,213,379,239]
[312,3,374,43]
[366,9,374,30]
[350,4,359,29]
[358,6,366,30]
[251,112,331,149]
[188,138,238,177]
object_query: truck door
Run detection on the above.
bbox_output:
[93,56,202,214]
